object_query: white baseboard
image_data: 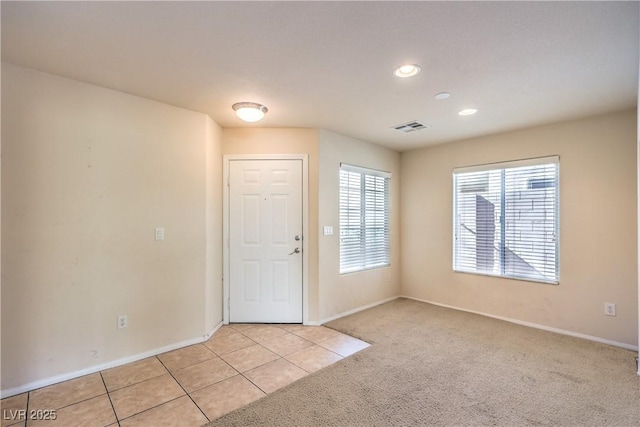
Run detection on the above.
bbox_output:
[204,321,224,341]
[402,295,639,352]
[318,296,400,325]
[1,321,225,399]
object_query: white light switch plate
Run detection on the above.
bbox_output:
[155,227,165,241]
[323,226,334,236]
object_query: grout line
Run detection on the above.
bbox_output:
[99,372,121,427]
[26,377,110,414]
[25,390,30,427]
[217,326,295,395]
[115,395,185,424]
[156,355,210,423]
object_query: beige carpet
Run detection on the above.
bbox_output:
[205,298,640,426]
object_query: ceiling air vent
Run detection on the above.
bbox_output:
[392,121,429,133]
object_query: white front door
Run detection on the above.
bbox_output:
[228,159,303,323]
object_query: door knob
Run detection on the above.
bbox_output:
[289,247,301,255]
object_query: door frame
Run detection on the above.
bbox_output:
[222,154,309,325]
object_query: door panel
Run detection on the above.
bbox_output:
[229,159,303,323]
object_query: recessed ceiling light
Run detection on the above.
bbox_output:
[435,92,450,100]
[232,102,268,122]
[394,64,421,78]
[458,108,478,116]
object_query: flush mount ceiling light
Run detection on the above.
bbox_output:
[434,92,451,100]
[394,64,421,78]
[458,108,478,116]
[232,102,268,122]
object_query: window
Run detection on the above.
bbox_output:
[340,164,390,274]
[453,156,559,284]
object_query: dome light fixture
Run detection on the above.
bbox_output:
[434,92,451,100]
[394,64,421,78]
[458,108,478,116]
[232,102,268,122]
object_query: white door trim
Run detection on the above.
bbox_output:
[223,154,309,325]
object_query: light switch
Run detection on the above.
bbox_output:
[323,226,334,236]
[155,227,165,241]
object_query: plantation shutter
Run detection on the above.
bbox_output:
[340,164,391,274]
[453,156,559,284]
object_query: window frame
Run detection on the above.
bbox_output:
[452,156,560,285]
[339,163,391,274]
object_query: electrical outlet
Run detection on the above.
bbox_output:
[604,303,616,317]
[118,315,128,329]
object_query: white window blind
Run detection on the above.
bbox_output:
[453,156,559,284]
[340,164,391,274]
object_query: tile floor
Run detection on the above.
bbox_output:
[1,324,369,427]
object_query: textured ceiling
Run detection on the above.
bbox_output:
[2,1,638,151]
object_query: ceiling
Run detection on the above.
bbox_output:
[2,1,638,152]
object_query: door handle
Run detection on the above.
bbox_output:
[289,247,301,255]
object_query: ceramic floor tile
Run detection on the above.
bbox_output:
[172,357,238,393]
[260,332,314,357]
[213,325,237,337]
[101,357,167,392]
[11,326,365,427]
[277,324,306,333]
[286,345,343,373]
[228,324,259,332]
[203,331,256,356]
[289,326,342,343]
[119,396,207,427]
[317,333,370,357]
[29,373,106,411]
[157,344,215,372]
[240,325,288,343]
[220,344,280,373]
[190,375,265,421]
[109,373,184,420]
[27,394,115,427]
[243,358,308,394]
[1,393,28,427]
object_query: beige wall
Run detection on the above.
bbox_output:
[221,128,320,321]
[1,64,223,392]
[221,128,401,323]
[401,110,638,346]
[318,130,401,321]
